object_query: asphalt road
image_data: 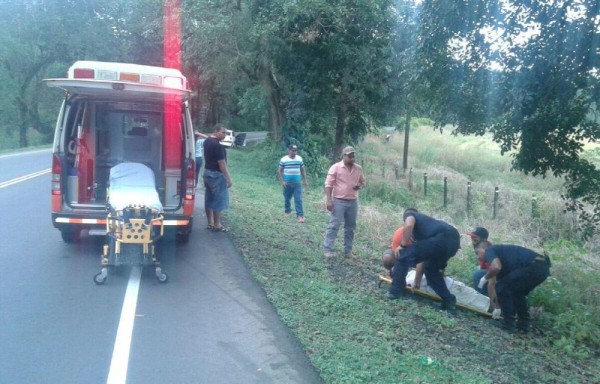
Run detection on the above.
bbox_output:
[0,149,321,384]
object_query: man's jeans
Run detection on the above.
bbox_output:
[283,182,304,217]
[323,198,358,254]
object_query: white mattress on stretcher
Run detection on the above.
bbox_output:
[406,270,490,312]
[108,162,163,212]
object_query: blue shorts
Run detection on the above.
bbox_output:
[203,170,229,211]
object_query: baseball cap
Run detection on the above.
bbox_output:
[289,144,298,150]
[467,227,489,239]
[342,146,355,155]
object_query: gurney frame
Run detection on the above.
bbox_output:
[93,204,168,284]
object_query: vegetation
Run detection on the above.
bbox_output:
[226,126,600,383]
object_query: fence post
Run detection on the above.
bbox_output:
[493,187,499,219]
[466,181,472,217]
[443,177,448,208]
[532,194,539,218]
[382,161,385,177]
[423,173,428,196]
[394,165,399,180]
[408,168,413,190]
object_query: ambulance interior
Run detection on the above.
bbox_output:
[63,99,183,208]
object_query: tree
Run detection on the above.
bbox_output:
[417,0,600,236]
[0,0,124,147]
[261,0,399,159]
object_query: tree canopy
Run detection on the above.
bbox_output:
[1,0,600,232]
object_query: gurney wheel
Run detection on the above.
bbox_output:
[156,269,168,283]
[94,268,108,285]
[94,272,107,285]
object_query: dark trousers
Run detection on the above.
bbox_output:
[495,260,550,328]
[390,229,460,304]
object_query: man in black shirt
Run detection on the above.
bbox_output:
[388,208,460,311]
[476,242,550,333]
[203,124,232,232]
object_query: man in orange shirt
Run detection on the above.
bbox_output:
[323,146,366,258]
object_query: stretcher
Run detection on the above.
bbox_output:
[93,162,168,284]
[379,274,492,317]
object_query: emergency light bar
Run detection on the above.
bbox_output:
[67,61,188,90]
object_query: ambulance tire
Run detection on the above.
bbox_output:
[176,232,190,244]
[61,227,81,243]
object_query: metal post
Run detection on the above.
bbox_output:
[395,165,399,180]
[493,187,499,219]
[532,194,538,218]
[408,168,413,190]
[467,181,472,217]
[443,177,448,208]
[423,173,428,196]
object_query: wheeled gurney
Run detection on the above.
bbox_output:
[93,162,168,284]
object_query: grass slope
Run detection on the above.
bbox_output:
[223,132,599,384]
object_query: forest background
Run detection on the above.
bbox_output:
[0,1,599,381]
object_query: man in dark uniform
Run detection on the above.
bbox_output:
[475,241,550,333]
[388,208,460,311]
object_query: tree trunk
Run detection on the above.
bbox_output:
[403,109,411,172]
[258,62,283,141]
[333,102,347,161]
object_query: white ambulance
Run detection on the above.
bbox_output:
[45,61,197,242]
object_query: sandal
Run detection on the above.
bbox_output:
[212,226,229,232]
[206,224,214,230]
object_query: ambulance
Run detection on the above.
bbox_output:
[45,61,197,243]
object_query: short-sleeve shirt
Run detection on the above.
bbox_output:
[324,161,364,200]
[484,244,540,277]
[403,211,455,241]
[279,155,304,183]
[203,137,227,172]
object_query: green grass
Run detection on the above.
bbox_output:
[224,129,600,383]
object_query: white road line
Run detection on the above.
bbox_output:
[0,168,50,189]
[107,266,142,384]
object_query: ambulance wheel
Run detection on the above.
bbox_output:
[176,233,190,244]
[93,272,107,285]
[61,228,81,243]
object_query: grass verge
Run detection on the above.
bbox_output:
[224,142,599,383]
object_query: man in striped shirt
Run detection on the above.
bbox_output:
[278,144,308,222]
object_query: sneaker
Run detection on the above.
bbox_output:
[297,217,305,223]
[284,212,291,217]
[324,251,335,258]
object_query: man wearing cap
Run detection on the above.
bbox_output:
[468,227,491,295]
[278,145,308,222]
[323,146,366,258]
[475,241,551,333]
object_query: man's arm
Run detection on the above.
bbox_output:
[411,262,424,291]
[485,258,502,280]
[325,186,333,211]
[218,159,232,188]
[278,166,286,186]
[401,216,415,248]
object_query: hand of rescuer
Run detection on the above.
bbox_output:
[492,308,502,319]
[478,276,488,289]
